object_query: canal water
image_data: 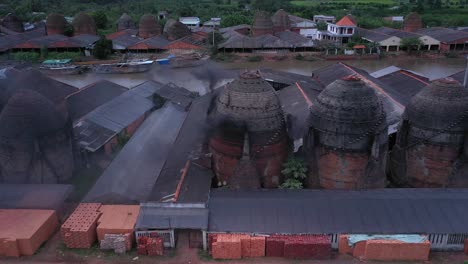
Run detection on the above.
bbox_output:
[51,57,466,94]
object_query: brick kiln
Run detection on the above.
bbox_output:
[72,12,96,36]
[138,14,161,39]
[208,71,290,188]
[304,76,388,189]
[252,11,274,37]
[391,78,468,187]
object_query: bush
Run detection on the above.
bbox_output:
[295,54,305,60]
[13,52,40,62]
[93,37,113,60]
[46,52,82,60]
[247,55,263,62]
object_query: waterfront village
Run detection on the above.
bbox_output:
[1,4,468,264]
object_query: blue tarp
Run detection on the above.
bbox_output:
[348,234,428,247]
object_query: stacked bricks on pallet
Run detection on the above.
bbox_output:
[100,233,132,254]
[96,205,140,250]
[338,235,430,261]
[136,235,164,256]
[61,203,102,249]
[283,235,331,259]
[147,237,164,256]
[0,209,59,257]
[211,234,243,259]
[266,236,286,257]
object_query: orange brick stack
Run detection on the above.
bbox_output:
[96,205,140,250]
[338,235,430,261]
[211,234,243,259]
[210,234,266,259]
[0,209,59,257]
[136,236,164,256]
[61,203,102,249]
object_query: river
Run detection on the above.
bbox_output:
[51,57,466,94]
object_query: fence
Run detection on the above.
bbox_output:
[135,230,175,248]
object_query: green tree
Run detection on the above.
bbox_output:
[252,0,290,12]
[401,37,423,53]
[93,37,113,59]
[280,157,307,189]
[221,14,251,27]
[40,45,48,59]
[92,10,108,29]
[317,21,327,31]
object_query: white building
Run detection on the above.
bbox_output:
[179,17,200,30]
[317,15,357,44]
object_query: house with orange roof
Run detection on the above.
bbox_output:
[317,14,357,44]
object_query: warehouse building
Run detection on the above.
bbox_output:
[417,27,468,52]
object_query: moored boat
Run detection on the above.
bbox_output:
[39,59,82,75]
[93,59,153,74]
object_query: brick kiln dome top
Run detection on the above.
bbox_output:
[1,13,24,33]
[72,12,96,35]
[139,14,161,38]
[163,19,191,41]
[210,71,284,134]
[46,13,66,34]
[272,9,291,29]
[253,11,274,30]
[117,13,135,31]
[308,76,387,148]
[0,89,65,140]
[403,12,422,32]
[405,78,468,133]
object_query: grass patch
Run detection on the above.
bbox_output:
[198,249,212,261]
[213,53,238,62]
[247,55,263,62]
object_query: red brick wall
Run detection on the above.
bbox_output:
[104,136,118,156]
[406,144,460,187]
[126,114,145,137]
[252,137,289,188]
[317,148,370,189]
[209,136,243,184]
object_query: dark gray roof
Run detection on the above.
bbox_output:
[112,33,141,49]
[154,82,197,110]
[274,30,314,47]
[84,103,188,204]
[70,34,100,46]
[136,205,209,229]
[129,80,165,98]
[356,27,394,42]
[74,89,154,152]
[148,93,213,202]
[417,27,468,43]
[0,184,72,210]
[374,27,421,39]
[376,70,428,102]
[219,24,250,34]
[209,189,468,234]
[0,27,45,52]
[176,162,213,204]
[67,80,128,121]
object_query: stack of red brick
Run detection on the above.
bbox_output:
[266,235,331,259]
[61,203,102,248]
[338,235,430,261]
[136,236,164,256]
[209,234,266,259]
[465,239,468,254]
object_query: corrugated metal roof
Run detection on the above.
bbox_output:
[209,189,468,234]
[374,27,421,39]
[450,70,464,83]
[136,205,209,229]
[74,119,116,152]
[417,27,468,43]
[84,103,188,204]
[85,91,153,133]
[129,80,165,98]
[67,80,128,121]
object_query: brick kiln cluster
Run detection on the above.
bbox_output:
[207,71,468,190]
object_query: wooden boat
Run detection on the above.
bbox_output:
[93,59,153,74]
[39,59,82,75]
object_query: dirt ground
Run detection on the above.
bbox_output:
[1,230,468,264]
